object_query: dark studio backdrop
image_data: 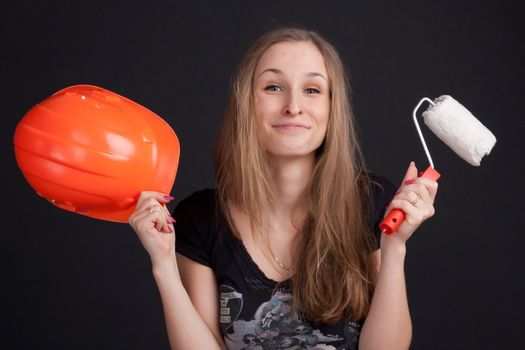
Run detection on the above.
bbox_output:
[2,1,524,349]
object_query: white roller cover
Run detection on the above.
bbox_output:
[422,95,496,166]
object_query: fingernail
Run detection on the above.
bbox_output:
[404,179,415,185]
[164,195,174,201]
[167,215,176,223]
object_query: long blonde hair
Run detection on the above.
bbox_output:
[215,25,377,323]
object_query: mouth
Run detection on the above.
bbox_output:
[271,123,311,129]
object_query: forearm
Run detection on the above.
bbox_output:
[359,242,412,350]
[152,256,223,350]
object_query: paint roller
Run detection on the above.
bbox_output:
[379,95,497,234]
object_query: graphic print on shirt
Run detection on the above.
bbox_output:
[219,285,361,349]
[219,285,244,335]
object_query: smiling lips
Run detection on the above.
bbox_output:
[272,122,311,130]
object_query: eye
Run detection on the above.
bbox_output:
[264,84,282,92]
[304,87,320,94]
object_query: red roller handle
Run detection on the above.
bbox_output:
[379,166,441,235]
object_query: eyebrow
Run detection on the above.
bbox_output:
[257,68,328,83]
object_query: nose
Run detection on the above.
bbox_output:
[283,91,302,116]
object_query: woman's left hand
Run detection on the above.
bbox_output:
[382,161,439,246]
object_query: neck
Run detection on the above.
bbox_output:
[266,154,315,221]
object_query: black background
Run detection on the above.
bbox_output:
[2,1,524,349]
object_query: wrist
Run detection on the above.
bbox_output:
[380,234,407,259]
[151,253,178,278]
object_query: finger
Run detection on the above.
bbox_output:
[388,198,428,225]
[392,190,420,205]
[383,161,420,216]
[398,183,432,205]
[133,198,172,226]
[159,202,173,218]
[389,190,435,219]
[147,205,172,234]
[414,177,439,200]
[150,202,176,228]
[399,161,418,187]
[130,204,173,234]
[135,191,174,212]
[145,203,175,231]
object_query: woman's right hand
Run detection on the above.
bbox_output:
[129,191,177,265]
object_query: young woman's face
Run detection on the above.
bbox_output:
[253,41,330,159]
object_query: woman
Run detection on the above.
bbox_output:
[129,25,438,349]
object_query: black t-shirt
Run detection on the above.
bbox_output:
[174,174,396,350]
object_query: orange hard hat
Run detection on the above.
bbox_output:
[13,84,180,223]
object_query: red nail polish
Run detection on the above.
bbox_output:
[168,215,176,223]
[164,195,174,201]
[404,179,415,185]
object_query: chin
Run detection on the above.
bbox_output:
[265,148,317,159]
